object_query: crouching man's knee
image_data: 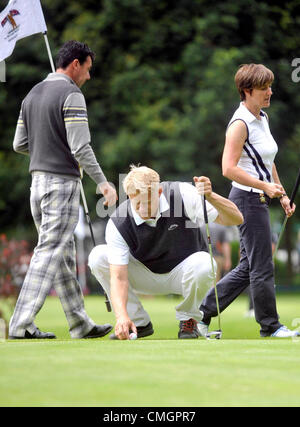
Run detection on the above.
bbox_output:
[88,244,109,274]
[183,252,216,285]
[88,245,111,294]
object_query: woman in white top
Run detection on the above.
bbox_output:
[200,64,297,338]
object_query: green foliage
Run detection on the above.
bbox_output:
[0,0,299,242]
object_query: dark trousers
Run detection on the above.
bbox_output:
[200,187,282,336]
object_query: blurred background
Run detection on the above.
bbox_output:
[0,0,299,302]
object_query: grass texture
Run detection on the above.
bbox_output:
[1,293,300,407]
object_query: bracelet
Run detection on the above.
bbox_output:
[279,193,287,200]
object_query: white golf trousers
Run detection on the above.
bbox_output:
[88,245,216,326]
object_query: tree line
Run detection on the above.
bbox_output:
[0,0,299,259]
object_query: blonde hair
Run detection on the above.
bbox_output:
[235,64,274,101]
[123,164,160,195]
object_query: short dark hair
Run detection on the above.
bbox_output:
[235,64,274,101]
[55,40,95,69]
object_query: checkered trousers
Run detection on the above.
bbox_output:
[9,173,95,338]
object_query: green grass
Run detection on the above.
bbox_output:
[1,293,300,407]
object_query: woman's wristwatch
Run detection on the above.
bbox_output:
[279,193,287,200]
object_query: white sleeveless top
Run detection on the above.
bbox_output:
[227,102,278,193]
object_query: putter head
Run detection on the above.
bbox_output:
[105,299,112,312]
[206,330,222,340]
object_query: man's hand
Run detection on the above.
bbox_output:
[193,175,243,226]
[280,196,296,218]
[193,176,212,197]
[98,182,118,207]
[114,315,137,340]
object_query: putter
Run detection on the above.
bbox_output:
[202,195,222,340]
[273,166,300,260]
[79,179,112,312]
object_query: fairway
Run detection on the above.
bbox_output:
[1,293,300,407]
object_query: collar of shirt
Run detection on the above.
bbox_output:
[44,73,76,86]
[240,102,264,123]
[131,193,170,227]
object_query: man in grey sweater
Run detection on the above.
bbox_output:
[9,41,117,339]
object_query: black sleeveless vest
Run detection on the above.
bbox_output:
[111,181,208,273]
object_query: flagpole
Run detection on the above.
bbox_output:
[43,31,55,72]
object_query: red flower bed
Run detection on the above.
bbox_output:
[0,234,32,298]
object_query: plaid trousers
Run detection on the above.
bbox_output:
[9,173,95,338]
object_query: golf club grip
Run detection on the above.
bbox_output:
[289,167,300,207]
[202,195,208,224]
[86,216,96,247]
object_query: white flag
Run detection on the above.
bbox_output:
[0,0,47,61]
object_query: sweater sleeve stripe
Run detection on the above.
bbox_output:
[17,109,24,127]
[63,104,88,124]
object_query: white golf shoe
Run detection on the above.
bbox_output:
[197,321,209,337]
[271,326,300,338]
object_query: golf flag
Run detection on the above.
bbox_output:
[0,0,47,61]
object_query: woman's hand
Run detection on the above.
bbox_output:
[280,196,296,217]
[262,182,284,199]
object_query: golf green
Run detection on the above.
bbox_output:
[1,294,300,407]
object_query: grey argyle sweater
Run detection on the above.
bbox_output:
[13,73,106,184]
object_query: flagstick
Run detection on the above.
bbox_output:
[41,32,112,312]
[43,32,55,73]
